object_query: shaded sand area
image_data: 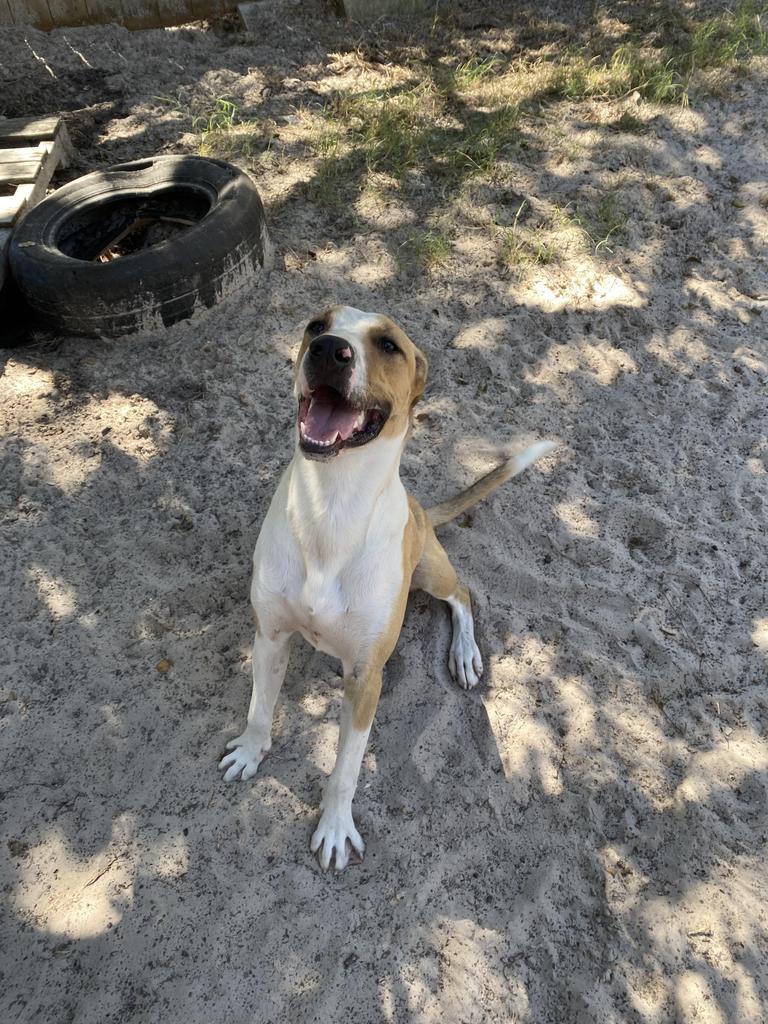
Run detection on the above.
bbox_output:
[1,2,767,1021]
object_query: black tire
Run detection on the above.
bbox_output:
[9,155,271,338]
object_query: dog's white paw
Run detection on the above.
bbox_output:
[449,631,483,689]
[219,733,269,782]
[310,806,365,872]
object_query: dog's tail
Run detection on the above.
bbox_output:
[427,441,558,528]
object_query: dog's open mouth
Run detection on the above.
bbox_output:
[298,386,387,457]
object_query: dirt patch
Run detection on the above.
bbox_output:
[1,2,767,1022]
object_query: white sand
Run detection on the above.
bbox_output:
[1,5,767,1022]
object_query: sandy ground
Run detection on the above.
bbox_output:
[1,2,768,1022]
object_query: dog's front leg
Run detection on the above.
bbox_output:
[310,665,383,872]
[219,628,291,782]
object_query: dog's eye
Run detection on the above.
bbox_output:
[307,320,326,337]
[377,336,400,354]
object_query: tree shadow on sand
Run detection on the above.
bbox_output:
[2,0,767,1021]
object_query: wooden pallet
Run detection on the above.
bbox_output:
[0,115,73,290]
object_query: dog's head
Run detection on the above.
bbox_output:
[294,305,428,460]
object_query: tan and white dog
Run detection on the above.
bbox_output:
[220,305,555,870]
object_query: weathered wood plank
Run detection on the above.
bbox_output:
[340,0,427,17]
[0,128,71,226]
[188,0,221,17]
[0,116,61,143]
[0,185,33,227]
[0,161,41,184]
[0,144,54,164]
[0,115,76,298]
[0,0,238,26]
[118,0,160,29]
[4,0,53,26]
[156,0,190,24]
[52,123,74,169]
[46,0,90,25]
[50,124,74,171]
[82,0,126,23]
[20,134,69,215]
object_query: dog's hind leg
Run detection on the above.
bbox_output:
[219,628,292,781]
[412,527,483,689]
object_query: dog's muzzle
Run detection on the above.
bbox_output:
[297,335,387,457]
[304,334,355,394]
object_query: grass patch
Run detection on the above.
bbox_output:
[304,120,361,206]
[195,98,273,161]
[300,3,767,215]
[308,72,520,202]
[402,230,452,270]
[545,45,681,103]
[449,55,503,90]
[589,1,765,101]
[291,1,765,269]
[454,106,520,176]
[575,192,629,254]
[333,83,441,178]
[199,121,273,161]
[499,229,558,272]
[498,202,559,273]
[192,97,239,134]
[154,93,273,162]
[546,0,768,103]
[689,0,768,69]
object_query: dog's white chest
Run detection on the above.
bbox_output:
[294,568,348,656]
[252,451,410,667]
[292,536,404,662]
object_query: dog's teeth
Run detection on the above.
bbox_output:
[300,429,339,448]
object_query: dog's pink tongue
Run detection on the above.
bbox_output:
[305,393,359,443]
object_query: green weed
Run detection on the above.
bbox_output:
[545,1,768,104]
[403,230,452,270]
[192,97,239,134]
[575,192,628,254]
[689,1,768,69]
[499,202,558,271]
[450,55,502,90]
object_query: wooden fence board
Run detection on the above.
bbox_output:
[83,0,124,23]
[5,0,52,26]
[157,0,190,23]
[0,0,237,26]
[46,0,90,25]
[118,0,160,29]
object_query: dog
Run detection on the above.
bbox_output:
[220,305,556,870]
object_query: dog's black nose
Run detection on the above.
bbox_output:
[309,334,354,367]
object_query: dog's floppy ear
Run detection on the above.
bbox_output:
[411,347,428,405]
